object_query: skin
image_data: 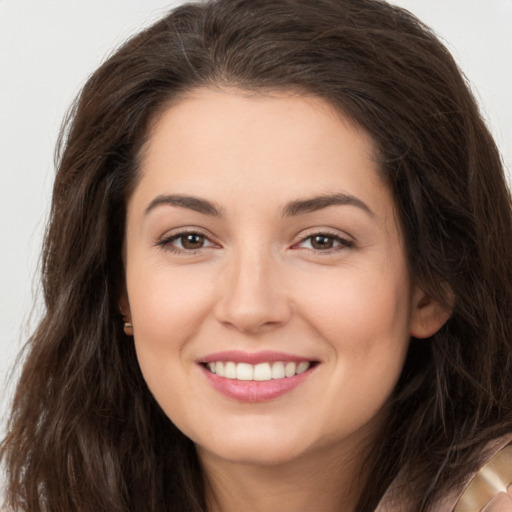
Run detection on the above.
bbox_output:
[122,88,449,512]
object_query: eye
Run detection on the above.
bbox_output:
[158,231,217,252]
[296,233,354,251]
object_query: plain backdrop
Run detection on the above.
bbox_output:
[1,1,511,435]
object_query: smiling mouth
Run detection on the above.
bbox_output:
[201,361,318,381]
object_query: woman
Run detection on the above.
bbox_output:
[1,0,511,510]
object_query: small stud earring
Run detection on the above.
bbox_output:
[123,322,134,336]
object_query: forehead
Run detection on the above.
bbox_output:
[145,87,376,157]
[131,87,395,227]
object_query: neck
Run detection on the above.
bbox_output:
[199,440,371,512]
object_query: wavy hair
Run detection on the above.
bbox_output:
[2,1,512,510]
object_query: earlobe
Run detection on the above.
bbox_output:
[409,287,452,339]
[123,322,134,336]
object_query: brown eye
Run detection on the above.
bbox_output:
[310,235,335,250]
[158,231,216,253]
[296,233,354,252]
[179,233,206,249]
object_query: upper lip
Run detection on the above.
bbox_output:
[199,350,317,365]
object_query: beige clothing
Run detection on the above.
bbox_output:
[376,435,512,512]
[455,442,512,512]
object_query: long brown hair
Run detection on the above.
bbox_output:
[2,1,512,510]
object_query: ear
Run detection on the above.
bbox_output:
[119,293,134,336]
[409,286,452,339]
[119,292,132,323]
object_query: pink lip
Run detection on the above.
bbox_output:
[198,351,319,402]
[199,350,313,365]
[199,353,318,402]
[202,369,313,402]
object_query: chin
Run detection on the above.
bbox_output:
[196,428,310,467]
[203,444,305,467]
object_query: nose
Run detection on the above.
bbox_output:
[214,248,292,335]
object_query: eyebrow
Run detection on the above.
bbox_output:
[282,193,374,217]
[144,194,223,217]
[144,192,374,218]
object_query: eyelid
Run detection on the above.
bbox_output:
[155,227,354,254]
[291,228,355,252]
[156,227,221,253]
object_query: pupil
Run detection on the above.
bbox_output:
[312,235,333,249]
[182,234,203,249]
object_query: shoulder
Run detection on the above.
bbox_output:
[375,435,512,512]
[454,439,512,512]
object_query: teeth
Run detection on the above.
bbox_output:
[254,363,272,381]
[206,361,311,381]
[225,361,237,379]
[284,362,296,378]
[236,363,253,381]
[271,361,285,379]
[296,361,309,375]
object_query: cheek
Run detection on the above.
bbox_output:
[297,264,412,351]
[126,263,216,426]
[127,261,214,342]
[125,261,216,402]
[293,269,411,437]
[293,261,412,417]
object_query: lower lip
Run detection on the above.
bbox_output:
[201,366,314,402]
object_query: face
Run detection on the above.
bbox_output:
[123,88,431,468]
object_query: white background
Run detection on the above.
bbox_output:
[1,1,511,433]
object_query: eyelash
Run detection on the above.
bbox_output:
[157,230,354,255]
[293,232,355,253]
[157,231,216,254]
